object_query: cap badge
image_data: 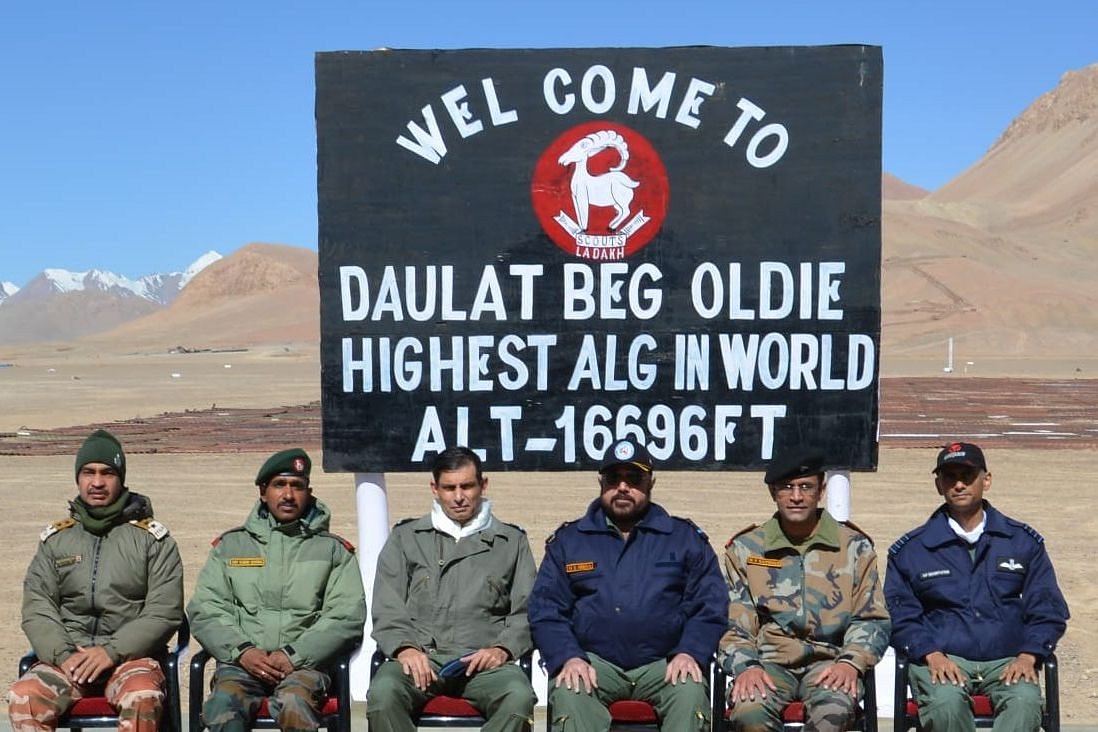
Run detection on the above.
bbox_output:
[613,441,635,461]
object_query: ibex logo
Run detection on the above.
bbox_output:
[531,121,668,260]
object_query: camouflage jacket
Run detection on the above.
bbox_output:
[719,509,889,676]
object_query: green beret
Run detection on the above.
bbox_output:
[764,447,825,485]
[75,429,126,484]
[255,448,311,486]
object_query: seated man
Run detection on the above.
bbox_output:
[188,448,365,732]
[885,442,1069,731]
[8,429,184,732]
[367,446,537,732]
[721,447,889,732]
[528,439,728,732]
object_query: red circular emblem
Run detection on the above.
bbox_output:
[531,121,668,259]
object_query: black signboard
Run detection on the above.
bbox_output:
[316,46,882,472]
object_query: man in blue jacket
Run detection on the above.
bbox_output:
[885,442,1069,732]
[528,439,727,732]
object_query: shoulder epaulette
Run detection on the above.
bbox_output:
[545,520,574,545]
[499,520,527,534]
[393,517,417,529]
[842,519,874,546]
[211,525,246,547]
[1005,517,1045,544]
[40,518,76,542]
[320,531,357,553]
[888,529,919,557]
[673,516,709,541]
[725,523,759,547]
[129,518,170,540]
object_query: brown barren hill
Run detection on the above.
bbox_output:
[99,243,319,349]
[882,172,929,201]
[881,62,1098,375]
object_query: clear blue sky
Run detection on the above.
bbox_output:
[2,0,1095,287]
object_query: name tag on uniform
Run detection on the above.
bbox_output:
[565,561,596,574]
[228,557,266,567]
[919,569,951,580]
[746,555,782,568]
[54,555,83,568]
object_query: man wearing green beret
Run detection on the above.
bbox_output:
[188,448,366,732]
[9,429,184,732]
[719,446,890,732]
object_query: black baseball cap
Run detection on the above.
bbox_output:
[932,442,987,473]
[599,439,653,474]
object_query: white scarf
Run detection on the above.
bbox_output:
[948,513,986,544]
[431,498,494,542]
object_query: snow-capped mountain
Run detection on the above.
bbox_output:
[0,251,222,344]
[6,251,221,306]
[0,281,17,305]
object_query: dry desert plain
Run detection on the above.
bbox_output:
[1,343,1097,724]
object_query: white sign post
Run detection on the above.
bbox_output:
[350,473,390,701]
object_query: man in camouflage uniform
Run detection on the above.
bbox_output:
[720,447,890,732]
[368,446,537,731]
[7,429,185,732]
[188,448,365,732]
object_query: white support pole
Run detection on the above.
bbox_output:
[823,469,895,718]
[824,469,851,522]
[350,472,390,701]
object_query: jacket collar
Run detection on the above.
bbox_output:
[576,498,673,534]
[921,500,1009,548]
[761,509,841,552]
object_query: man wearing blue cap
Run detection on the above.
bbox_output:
[720,446,889,732]
[528,439,728,731]
[885,442,1069,732]
[189,448,366,732]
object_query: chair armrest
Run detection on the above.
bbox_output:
[18,652,39,677]
[862,662,878,732]
[188,649,214,732]
[1044,653,1059,732]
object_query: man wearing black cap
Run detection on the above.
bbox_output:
[885,442,1069,731]
[9,429,184,732]
[188,448,366,732]
[720,446,889,732]
[528,439,728,731]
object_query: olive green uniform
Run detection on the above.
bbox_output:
[367,514,537,732]
[188,498,365,732]
[10,491,183,732]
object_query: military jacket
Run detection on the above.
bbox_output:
[21,491,184,666]
[885,501,1068,662]
[528,500,728,677]
[720,509,890,676]
[188,498,366,669]
[370,513,536,660]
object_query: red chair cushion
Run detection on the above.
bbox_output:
[68,698,115,716]
[421,695,483,718]
[782,700,806,722]
[608,700,659,722]
[972,695,994,717]
[907,695,995,720]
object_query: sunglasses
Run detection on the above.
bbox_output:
[600,468,649,488]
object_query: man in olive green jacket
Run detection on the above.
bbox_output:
[8,429,184,732]
[367,446,537,732]
[188,448,365,732]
